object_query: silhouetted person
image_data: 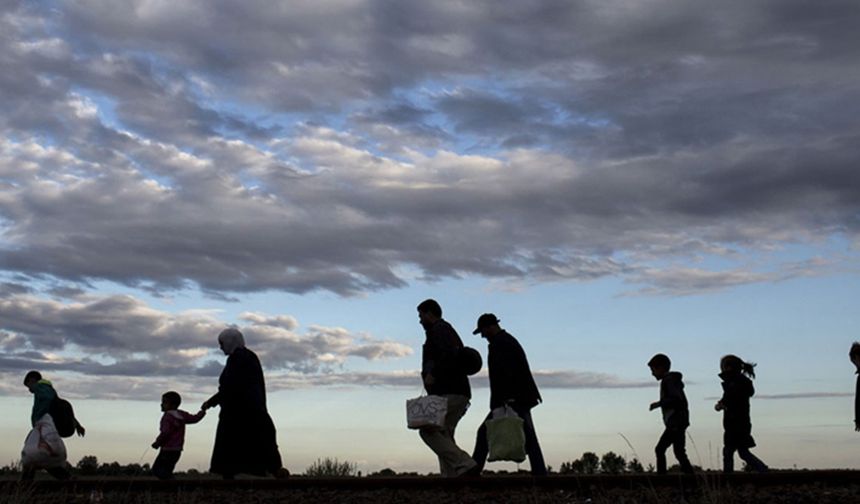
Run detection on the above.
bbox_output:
[201,328,289,479]
[715,355,767,473]
[849,342,860,433]
[648,354,694,475]
[416,299,478,477]
[470,313,546,476]
[21,371,84,481]
[151,391,206,480]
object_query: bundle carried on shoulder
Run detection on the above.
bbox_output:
[486,405,526,463]
[458,346,483,376]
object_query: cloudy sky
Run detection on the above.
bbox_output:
[2,0,859,473]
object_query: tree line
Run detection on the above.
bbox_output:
[1,452,725,478]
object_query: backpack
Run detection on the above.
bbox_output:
[50,396,77,438]
[458,346,483,376]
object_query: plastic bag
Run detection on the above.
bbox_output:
[21,414,68,469]
[406,395,447,429]
[486,405,526,462]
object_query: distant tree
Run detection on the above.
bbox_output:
[304,457,358,477]
[559,451,600,474]
[580,452,600,474]
[626,458,645,473]
[76,455,99,476]
[368,468,397,477]
[600,451,627,474]
[120,463,149,476]
[0,460,21,476]
[99,461,121,477]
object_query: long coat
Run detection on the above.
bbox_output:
[207,347,282,476]
[720,371,756,448]
[487,330,541,409]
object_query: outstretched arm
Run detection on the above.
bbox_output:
[201,392,220,411]
[184,410,207,424]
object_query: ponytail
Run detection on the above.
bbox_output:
[721,354,757,379]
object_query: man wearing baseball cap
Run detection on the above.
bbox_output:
[470,313,547,476]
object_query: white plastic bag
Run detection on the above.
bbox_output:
[486,405,526,462]
[21,414,68,469]
[406,395,447,429]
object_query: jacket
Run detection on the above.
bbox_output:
[720,371,756,448]
[421,319,470,397]
[657,372,690,429]
[153,409,205,451]
[31,380,58,427]
[487,330,542,409]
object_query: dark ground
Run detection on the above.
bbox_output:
[3,471,860,503]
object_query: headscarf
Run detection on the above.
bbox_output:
[218,328,246,354]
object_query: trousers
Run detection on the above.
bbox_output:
[655,426,694,474]
[472,404,547,475]
[419,394,477,477]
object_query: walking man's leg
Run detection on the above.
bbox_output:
[515,406,547,476]
[471,411,492,473]
[419,395,476,477]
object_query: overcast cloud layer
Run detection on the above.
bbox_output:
[1,1,859,398]
[1,0,858,297]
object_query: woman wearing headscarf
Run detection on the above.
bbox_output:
[201,328,289,479]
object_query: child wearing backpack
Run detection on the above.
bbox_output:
[21,371,84,481]
[715,354,768,473]
[151,391,206,480]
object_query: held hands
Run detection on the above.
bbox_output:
[201,400,211,411]
[715,401,725,412]
[649,401,660,411]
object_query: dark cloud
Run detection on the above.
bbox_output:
[0,0,857,299]
[0,292,413,378]
[0,282,31,297]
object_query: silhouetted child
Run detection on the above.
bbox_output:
[648,353,694,475]
[151,391,205,480]
[715,355,768,473]
[850,343,860,432]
